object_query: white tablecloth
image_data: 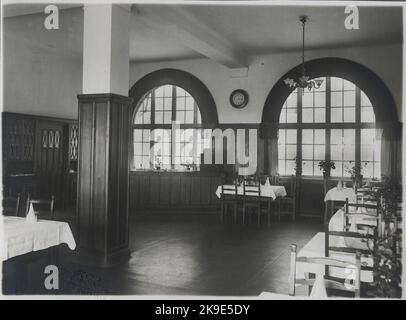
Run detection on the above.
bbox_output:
[324,187,356,203]
[1,216,76,261]
[215,184,287,200]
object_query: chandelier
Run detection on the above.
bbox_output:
[284,15,323,91]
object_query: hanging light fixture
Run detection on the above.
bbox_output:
[284,15,323,91]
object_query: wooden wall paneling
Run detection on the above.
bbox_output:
[77,94,132,267]
[170,174,181,206]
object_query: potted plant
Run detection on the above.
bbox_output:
[346,162,365,188]
[365,176,402,298]
[318,160,336,178]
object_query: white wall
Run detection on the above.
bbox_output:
[2,34,82,119]
[130,43,403,124]
[2,14,402,123]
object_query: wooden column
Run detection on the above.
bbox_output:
[77,94,132,267]
[77,4,131,267]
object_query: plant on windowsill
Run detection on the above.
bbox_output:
[345,162,365,188]
[293,157,302,177]
[154,156,162,171]
[365,176,402,298]
[318,160,336,178]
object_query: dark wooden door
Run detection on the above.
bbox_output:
[35,120,65,203]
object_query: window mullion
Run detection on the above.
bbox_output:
[355,86,361,174]
[297,88,302,176]
[171,85,176,169]
[326,77,331,164]
[151,89,156,124]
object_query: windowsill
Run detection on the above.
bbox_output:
[130,169,200,173]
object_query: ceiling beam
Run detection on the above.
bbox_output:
[133,5,248,69]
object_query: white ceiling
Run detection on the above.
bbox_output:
[2,3,403,64]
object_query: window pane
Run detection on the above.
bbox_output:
[155,112,163,124]
[331,77,343,91]
[286,145,296,159]
[302,145,313,159]
[185,111,194,124]
[361,128,381,179]
[303,92,313,107]
[331,92,342,107]
[278,160,286,175]
[302,161,313,176]
[155,98,164,110]
[343,107,355,122]
[302,109,313,123]
[314,92,325,107]
[314,145,325,160]
[278,129,297,176]
[302,129,313,142]
[176,110,185,123]
[314,108,325,123]
[343,79,356,91]
[286,129,297,144]
[279,108,287,123]
[361,91,372,106]
[133,129,143,142]
[361,106,375,122]
[278,144,286,159]
[330,129,355,177]
[286,108,297,123]
[331,108,342,122]
[343,91,355,106]
[314,129,325,144]
[286,91,297,107]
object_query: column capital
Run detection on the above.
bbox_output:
[77,93,133,105]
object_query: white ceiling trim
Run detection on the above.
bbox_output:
[133,5,248,68]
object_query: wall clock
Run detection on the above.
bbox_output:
[230,89,249,109]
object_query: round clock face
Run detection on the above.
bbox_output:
[230,89,249,109]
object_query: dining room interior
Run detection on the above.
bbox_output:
[1,1,404,298]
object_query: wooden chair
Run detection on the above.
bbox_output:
[324,203,376,281]
[289,244,361,298]
[242,175,271,226]
[276,176,296,221]
[220,175,239,224]
[26,194,55,220]
[2,193,21,216]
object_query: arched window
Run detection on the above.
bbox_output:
[132,84,208,171]
[278,76,381,178]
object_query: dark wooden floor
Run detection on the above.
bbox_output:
[3,209,322,296]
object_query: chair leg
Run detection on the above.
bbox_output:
[221,201,224,223]
[242,204,246,226]
[292,201,296,221]
[257,206,261,227]
[278,199,281,221]
[267,203,271,227]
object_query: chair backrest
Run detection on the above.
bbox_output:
[2,193,21,216]
[27,194,55,220]
[325,201,376,258]
[243,175,261,201]
[289,244,361,297]
[221,179,238,200]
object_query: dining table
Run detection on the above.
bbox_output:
[324,186,357,203]
[215,183,287,200]
[1,216,76,262]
